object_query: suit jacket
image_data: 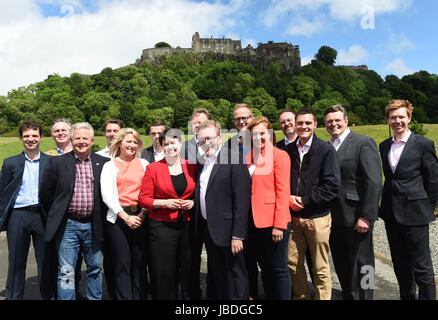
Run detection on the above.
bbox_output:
[330,131,382,227]
[275,139,287,150]
[194,148,251,247]
[379,133,438,226]
[41,151,110,242]
[180,138,204,164]
[246,143,291,230]
[138,158,197,222]
[285,134,340,219]
[141,146,156,163]
[0,152,51,231]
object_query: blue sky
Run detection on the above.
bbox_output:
[0,0,436,95]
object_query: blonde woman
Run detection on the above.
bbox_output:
[100,128,149,300]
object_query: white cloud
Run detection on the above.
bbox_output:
[385,58,415,77]
[383,32,414,54]
[286,16,325,37]
[0,0,245,95]
[301,56,312,66]
[262,0,413,33]
[337,45,368,65]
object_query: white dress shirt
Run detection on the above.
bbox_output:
[96,145,113,158]
[283,136,295,146]
[389,130,411,173]
[329,128,351,151]
[153,146,165,162]
[199,146,221,220]
[296,135,313,163]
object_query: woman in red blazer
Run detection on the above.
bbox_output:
[139,128,197,300]
[246,116,291,300]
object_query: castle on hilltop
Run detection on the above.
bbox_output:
[134,32,301,74]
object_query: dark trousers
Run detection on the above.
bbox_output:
[201,219,249,300]
[330,225,375,300]
[385,216,436,300]
[247,220,291,300]
[148,218,192,300]
[104,218,148,300]
[6,207,46,300]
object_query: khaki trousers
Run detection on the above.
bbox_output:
[288,214,332,300]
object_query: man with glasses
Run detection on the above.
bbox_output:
[224,104,254,157]
[195,120,251,299]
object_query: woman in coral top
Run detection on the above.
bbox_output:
[138,128,197,300]
[100,128,149,300]
[246,116,292,300]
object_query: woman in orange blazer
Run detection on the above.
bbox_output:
[138,128,197,300]
[246,116,291,300]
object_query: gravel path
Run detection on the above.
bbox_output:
[373,217,438,281]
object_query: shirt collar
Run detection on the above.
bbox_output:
[392,130,411,144]
[284,136,295,145]
[296,135,313,148]
[329,128,351,146]
[153,145,163,155]
[24,151,40,162]
[74,153,91,162]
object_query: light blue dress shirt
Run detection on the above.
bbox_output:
[14,152,40,208]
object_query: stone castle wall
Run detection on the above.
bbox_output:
[134,32,301,74]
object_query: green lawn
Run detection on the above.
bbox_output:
[1,124,438,168]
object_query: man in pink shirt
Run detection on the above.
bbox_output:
[379,99,438,300]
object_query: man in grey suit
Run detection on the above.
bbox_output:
[324,105,382,300]
[180,108,212,165]
[141,120,167,163]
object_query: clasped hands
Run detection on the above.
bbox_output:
[165,199,194,211]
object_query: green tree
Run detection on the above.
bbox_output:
[315,46,337,66]
[243,88,277,124]
[154,42,171,48]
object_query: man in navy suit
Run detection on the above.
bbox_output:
[195,120,251,299]
[0,120,52,300]
[379,100,438,300]
[41,122,109,300]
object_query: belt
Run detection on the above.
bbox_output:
[68,214,92,223]
[122,205,141,215]
[15,205,41,213]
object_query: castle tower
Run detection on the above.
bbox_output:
[192,32,201,52]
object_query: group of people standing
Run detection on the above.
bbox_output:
[0,99,436,301]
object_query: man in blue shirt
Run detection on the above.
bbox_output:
[0,120,52,299]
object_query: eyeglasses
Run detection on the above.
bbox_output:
[199,135,218,143]
[234,115,252,123]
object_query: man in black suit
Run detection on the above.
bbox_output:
[0,120,52,300]
[324,105,382,300]
[141,120,167,163]
[379,100,437,300]
[195,120,251,299]
[277,109,297,149]
[285,108,340,300]
[41,122,109,300]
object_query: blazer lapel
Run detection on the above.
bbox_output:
[66,152,77,193]
[206,149,226,191]
[336,131,354,157]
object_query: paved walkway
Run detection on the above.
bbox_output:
[0,231,403,300]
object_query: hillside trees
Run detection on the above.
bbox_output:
[0,48,436,136]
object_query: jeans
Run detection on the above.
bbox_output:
[55,218,103,300]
